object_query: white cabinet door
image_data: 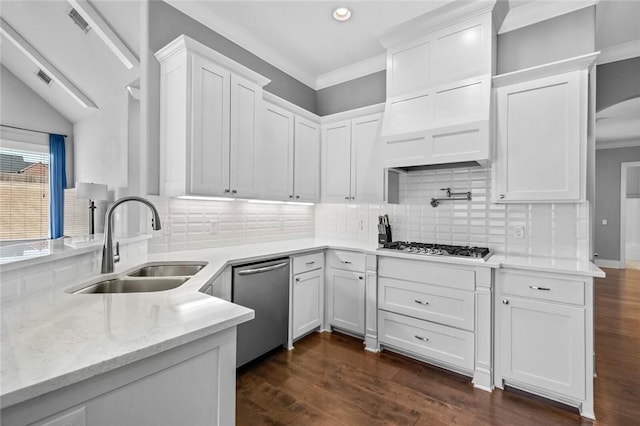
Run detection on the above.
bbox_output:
[293,269,323,339]
[322,120,352,203]
[229,74,261,198]
[494,71,583,202]
[500,297,585,399]
[327,268,365,335]
[351,113,383,203]
[294,116,320,202]
[259,102,294,200]
[190,56,231,196]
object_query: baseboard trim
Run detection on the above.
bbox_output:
[594,259,622,269]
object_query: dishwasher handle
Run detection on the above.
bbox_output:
[236,262,289,276]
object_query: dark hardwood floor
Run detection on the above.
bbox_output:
[237,267,640,425]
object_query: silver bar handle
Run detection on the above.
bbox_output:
[237,262,288,275]
[342,260,352,264]
[414,335,429,342]
[414,299,429,305]
[305,261,315,265]
[529,285,551,291]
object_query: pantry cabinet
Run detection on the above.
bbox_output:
[259,99,320,202]
[492,53,597,203]
[156,35,270,199]
[321,112,384,203]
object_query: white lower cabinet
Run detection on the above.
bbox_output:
[495,269,594,419]
[327,269,365,335]
[291,252,324,344]
[377,256,493,389]
[293,269,323,340]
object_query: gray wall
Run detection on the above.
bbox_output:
[497,7,595,74]
[316,71,386,116]
[0,65,74,186]
[596,57,640,112]
[595,145,640,261]
[149,1,316,113]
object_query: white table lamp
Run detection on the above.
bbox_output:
[76,182,108,235]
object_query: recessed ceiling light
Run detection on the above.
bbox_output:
[333,7,352,22]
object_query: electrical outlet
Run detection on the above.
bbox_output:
[602,219,608,226]
[207,221,217,234]
[509,225,525,239]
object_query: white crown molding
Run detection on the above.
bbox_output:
[321,103,385,124]
[0,18,98,110]
[499,0,598,34]
[263,91,320,123]
[493,52,599,87]
[597,40,640,65]
[164,0,317,89]
[155,35,271,88]
[316,54,386,90]
[67,0,139,70]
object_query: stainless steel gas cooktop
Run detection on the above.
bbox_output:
[378,241,492,261]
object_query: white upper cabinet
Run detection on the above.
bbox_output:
[258,97,320,202]
[322,120,353,203]
[293,116,320,202]
[492,54,597,203]
[378,2,506,168]
[321,112,384,203]
[155,35,270,198]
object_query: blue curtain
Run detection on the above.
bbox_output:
[49,134,67,239]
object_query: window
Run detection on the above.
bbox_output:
[0,146,87,242]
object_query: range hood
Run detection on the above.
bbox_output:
[377,1,508,169]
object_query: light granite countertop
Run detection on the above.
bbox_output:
[0,237,604,409]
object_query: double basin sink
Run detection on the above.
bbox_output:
[70,262,207,294]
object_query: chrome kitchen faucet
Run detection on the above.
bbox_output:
[101,196,162,273]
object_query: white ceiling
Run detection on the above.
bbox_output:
[0,1,139,123]
[165,1,453,89]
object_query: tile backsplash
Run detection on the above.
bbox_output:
[315,166,590,260]
[148,197,315,253]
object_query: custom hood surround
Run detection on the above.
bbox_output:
[378,1,508,169]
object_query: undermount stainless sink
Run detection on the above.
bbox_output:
[127,263,207,277]
[70,262,208,294]
[72,277,189,294]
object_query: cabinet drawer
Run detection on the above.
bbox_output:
[379,311,474,372]
[379,277,475,331]
[501,271,585,305]
[292,252,324,274]
[327,250,366,272]
[378,257,475,291]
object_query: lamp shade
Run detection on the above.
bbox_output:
[75,182,108,200]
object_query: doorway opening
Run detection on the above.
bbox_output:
[621,161,640,270]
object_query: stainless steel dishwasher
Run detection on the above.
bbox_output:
[233,258,290,367]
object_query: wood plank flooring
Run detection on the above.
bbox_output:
[236,267,640,425]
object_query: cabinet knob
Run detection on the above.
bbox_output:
[224,189,230,193]
[296,195,300,199]
[345,196,350,200]
[289,195,294,199]
[358,276,363,280]
[499,194,505,199]
[502,299,509,305]
[350,196,355,200]
[295,277,300,282]
[232,189,237,194]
